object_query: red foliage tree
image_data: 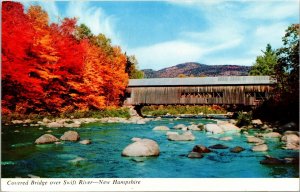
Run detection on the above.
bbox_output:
[2,2,129,115]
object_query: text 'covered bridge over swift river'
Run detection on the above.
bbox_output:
[124,76,275,109]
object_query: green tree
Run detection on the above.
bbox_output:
[92,33,113,55]
[125,55,144,79]
[75,24,93,40]
[249,44,277,76]
[275,24,299,107]
[254,24,299,124]
[275,24,299,97]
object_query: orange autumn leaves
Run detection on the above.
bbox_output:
[2,2,128,114]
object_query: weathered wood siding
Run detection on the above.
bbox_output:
[126,85,273,106]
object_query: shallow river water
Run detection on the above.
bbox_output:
[1,118,299,178]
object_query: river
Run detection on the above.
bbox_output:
[1,118,299,178]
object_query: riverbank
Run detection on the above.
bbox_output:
[1,107,132,126]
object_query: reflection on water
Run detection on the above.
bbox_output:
[1,119,299,178]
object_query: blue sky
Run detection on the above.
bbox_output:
[24,0,299,70]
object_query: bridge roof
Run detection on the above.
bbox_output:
[128,76,275,87]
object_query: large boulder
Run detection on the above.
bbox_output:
[230,146,245,153]
[35,134,59,144]
[122,139,160,157]
[218,122,241,132]
[281,133,300,150]
[167,131,195,141]
[192,145,211,153]
[281,134,299,144]
[252,144,268,152]
[153,126,170,131]
[247,136,265,144]
[60,131,80,141]
[205,124,224,134]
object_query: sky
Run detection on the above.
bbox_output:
[23,0,299,70]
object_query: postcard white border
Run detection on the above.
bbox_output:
[1,178,300,191]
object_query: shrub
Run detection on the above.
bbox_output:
[236,111,252,127]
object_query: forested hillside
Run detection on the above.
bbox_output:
[142,62,251,78]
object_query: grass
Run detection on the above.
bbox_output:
[142,105,227,116]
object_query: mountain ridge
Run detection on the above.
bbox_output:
[142,62,251,78]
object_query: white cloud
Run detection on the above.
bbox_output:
[153,0,295,69]
[249,22,288,54]
[128,41,204,70]
[39,1,60,22]
[242,0,299,20]
[128,37,243,70]
[65,1,121,45]
[202,57,255,66]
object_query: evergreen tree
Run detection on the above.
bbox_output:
[249,44,277,76]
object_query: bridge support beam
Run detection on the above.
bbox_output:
[133,105,144,117]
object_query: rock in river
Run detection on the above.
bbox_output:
[192,145,211,153]
[252,144,268,152]
[219,136,233,141]
[281,133,300,150]
[188,152,204,158]
[251,119,263,125]
[205,124,224,134]
[209,144,229,149]
[230,146,245,153]
[35,134,59,144]
[247,136,265,144]
[122,139,160,157]
[153,126,170,131]
[60,131,80,141]
[79,139,91,145]
[260,132,282,138]
[167,131,195,141]
[131,137,142,142]
[260,156,284,165]
[173,124,187,130]
[217,122,241,132]
[187,124,201,131]
[46,122,64,128]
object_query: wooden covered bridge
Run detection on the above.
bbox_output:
[124,76,275,110]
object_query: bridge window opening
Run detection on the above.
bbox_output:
[181,92,223,98]
[245,92,267,100]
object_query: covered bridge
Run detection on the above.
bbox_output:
[124,76,275,107]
